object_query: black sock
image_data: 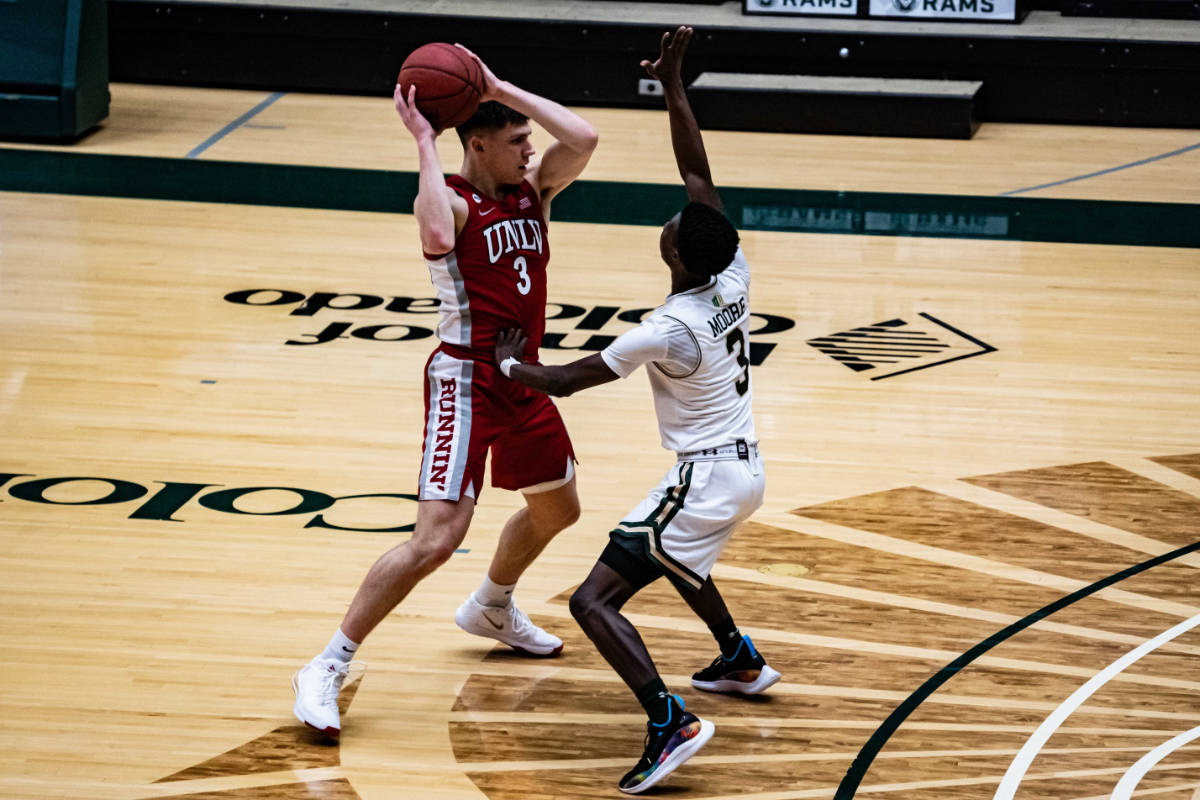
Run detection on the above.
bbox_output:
[634,678,673,724]
[708,614,743,659]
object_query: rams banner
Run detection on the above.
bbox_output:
[743,0,858,16]
[868,0,1022,21]
[744,0,1023,20]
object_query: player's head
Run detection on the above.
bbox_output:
[456,101,534,185]
[660,201,739,278]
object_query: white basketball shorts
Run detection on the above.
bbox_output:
[609,451,765,591]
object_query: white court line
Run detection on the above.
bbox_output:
[994,612,1200,799]
[1112,727,1200,799]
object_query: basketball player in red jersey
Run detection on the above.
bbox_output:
[292,46,597,737]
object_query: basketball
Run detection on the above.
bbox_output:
[398,42,484,130]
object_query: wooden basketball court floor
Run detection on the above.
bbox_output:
[2,82,1200,800]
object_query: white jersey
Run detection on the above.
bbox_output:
[601,246,756,454]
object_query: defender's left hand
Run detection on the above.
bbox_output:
[641,26,693,86]
[495,328,527,369]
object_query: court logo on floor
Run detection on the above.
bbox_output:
[224,289,797,366]
[807,313,995,380]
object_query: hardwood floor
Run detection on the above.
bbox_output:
[1,82,1198,800]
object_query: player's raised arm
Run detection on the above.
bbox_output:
[642,27,721,213]
[494,329,617,398]
[394,83,465,256]
[456,45,598,207]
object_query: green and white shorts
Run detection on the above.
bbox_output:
[608,449,765,591]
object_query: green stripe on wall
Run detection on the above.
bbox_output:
[3,147,1198,248]
[0,147,419,213]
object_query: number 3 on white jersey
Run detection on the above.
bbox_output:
[725,328,750,396]
[513,256,531,296]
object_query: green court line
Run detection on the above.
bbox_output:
[2,147,1198,248]
[833,535,1200,798]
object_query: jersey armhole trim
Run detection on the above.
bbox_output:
[652,314,702,379]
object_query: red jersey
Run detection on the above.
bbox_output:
[424,175,549,362]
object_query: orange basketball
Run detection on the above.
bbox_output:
[398,42,484,130]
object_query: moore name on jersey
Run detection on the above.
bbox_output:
[706,296,748,337]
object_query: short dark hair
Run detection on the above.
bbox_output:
[676,202,739,277]
[456,101,529,144]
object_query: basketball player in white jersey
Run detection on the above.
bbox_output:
[492,26,780,794]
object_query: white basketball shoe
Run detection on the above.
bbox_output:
[454,594,563,656]
[292,657,350,737]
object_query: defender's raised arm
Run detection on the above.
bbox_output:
[642,27,721,212]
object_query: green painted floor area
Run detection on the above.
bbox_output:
[4,147,1199,248]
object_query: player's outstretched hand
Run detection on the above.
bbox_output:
[454,44,502,102]
[495,328,527,371]
[641,25,693,87]
[394,83,439,140]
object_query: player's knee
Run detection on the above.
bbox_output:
[526,504,579,540]
[568,585,602,628]
[410,537,458,575]
[555,500,581,531]
[540,497,580,533]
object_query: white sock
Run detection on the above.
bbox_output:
[474,576,516,608]
[319,628,360,664]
